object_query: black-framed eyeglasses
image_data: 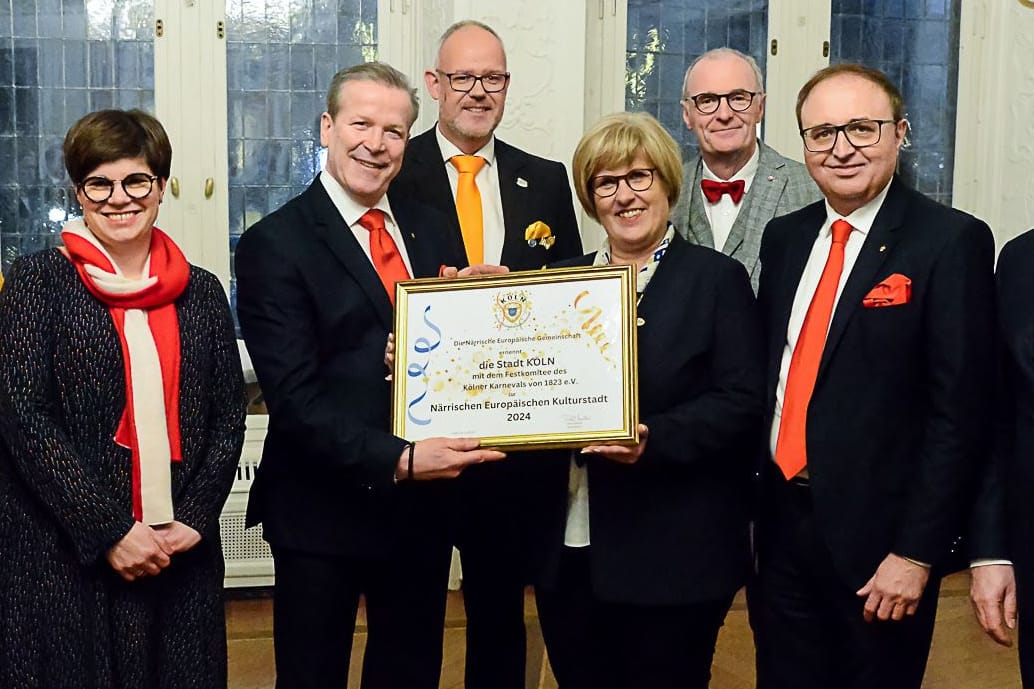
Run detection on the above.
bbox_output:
[437,70,511,93]
[683,90,757,114]
[78,173,159,203]
[799,119,898,152]
[590,168,656,198]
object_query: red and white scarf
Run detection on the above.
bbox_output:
[61,219,189,524]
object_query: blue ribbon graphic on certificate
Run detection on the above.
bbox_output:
[405,305,441,426]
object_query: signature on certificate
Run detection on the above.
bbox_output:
[561,413,591,429]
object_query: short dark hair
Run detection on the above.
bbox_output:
[63,109,172,184]
[326,61,419,126]
[796,63,905,129]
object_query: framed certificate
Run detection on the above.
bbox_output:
[391,265,639,451]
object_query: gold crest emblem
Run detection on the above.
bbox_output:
[492,289,532,328]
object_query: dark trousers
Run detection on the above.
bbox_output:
[270,542,452,689]
[458,458,553,689]
[459,540,528,689]
[750,474,940,689]
[535,547,733,689]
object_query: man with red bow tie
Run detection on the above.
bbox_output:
[751,63,995,689]
[672,48,820,292]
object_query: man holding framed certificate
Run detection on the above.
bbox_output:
[389,20,583,689]
[235,62,504,689]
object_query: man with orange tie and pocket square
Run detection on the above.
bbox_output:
[234,62,505,689]
[389,19,582,689]
[750,62,996,689]
[671,48,821,293]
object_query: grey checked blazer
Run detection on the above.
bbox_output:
[672,140,820,293]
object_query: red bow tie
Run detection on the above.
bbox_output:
[700,179,746,204]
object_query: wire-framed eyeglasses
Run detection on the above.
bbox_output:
[78,173,159,203]
[799,119,898,152]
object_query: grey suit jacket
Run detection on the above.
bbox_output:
[672,140,820,292]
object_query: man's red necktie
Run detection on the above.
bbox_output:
[358,209,410,305]
[700,178,746,204]
[774,219,854,479]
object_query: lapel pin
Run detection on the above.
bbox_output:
[767,175,774,181]
[410,232,416,239]
[879,245,886,252]
[516,177,528,188]
[636,317,645,327]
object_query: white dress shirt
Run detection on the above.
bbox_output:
[768,181,893,459]
[319,169,415,278]
[700,143,760,252]
[436,126,507,265]
[564,457,590,547]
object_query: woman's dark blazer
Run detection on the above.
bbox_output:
[533,232,765,606]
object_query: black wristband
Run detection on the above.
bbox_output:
[407,441,416,481]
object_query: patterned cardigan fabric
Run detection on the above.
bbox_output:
[0,248,246,689]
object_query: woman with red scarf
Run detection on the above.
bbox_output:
[0,109,246,688]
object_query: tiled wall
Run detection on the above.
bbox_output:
[626,0,960,207]
[225,0,377,312]
[829,0,960,205]
[625,0,769,162]
[0,0,153,272]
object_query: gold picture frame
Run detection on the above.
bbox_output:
[391,264,639,451]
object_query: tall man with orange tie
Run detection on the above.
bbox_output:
[235,62,504,689]
[671,48,820,292]
[751,63,995,689]
[389,19,581,689]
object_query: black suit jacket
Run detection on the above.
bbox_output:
[235,176,461,558]
[973,230,1034,561]
[389,127,582,271]
[535,235,765,605]
[984,229,1034,678]
[389,128,583,558]
[757,177,995,588]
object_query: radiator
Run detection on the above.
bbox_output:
[217,414,463,590]
[219,415,274,588]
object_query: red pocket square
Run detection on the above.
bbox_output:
[863,273,912,308]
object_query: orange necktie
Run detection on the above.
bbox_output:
[450,155,486,265]
[358,209,410,305]
[774,219,854,479]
